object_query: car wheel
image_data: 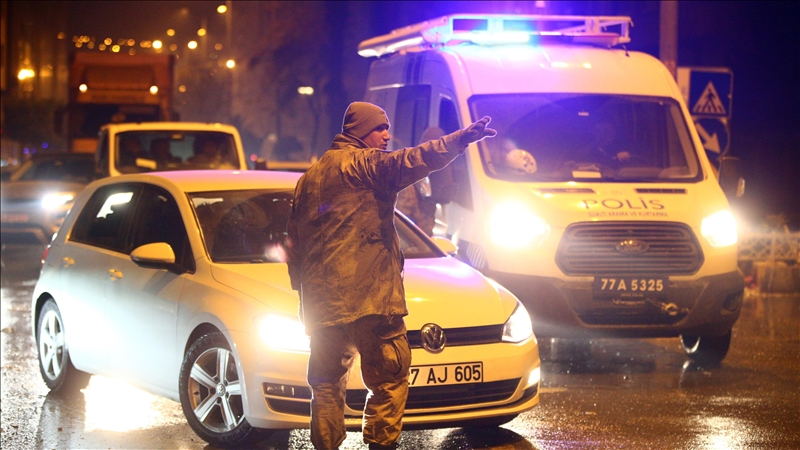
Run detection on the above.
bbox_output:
[36,299,91,391]
[680,330,732,365]
[179,332,259,447]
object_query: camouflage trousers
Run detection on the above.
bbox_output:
[307,314,411,450]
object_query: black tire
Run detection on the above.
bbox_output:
[681,330,732,365]
[36,299,91,391]
[179,332,260,448]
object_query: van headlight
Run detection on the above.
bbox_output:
[701,210,738,247]
[489,202,549,248]
[502,302,533,343]
[41,193,74,210]
[257,315,310,352]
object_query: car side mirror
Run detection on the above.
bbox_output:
[254,158,268,170]
[431,236,458,256]
[718,156,745,199]
[130,242,186,274]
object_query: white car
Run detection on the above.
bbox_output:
[32,170,540,447]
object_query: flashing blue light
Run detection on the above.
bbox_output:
[23,148,30,155]
[469,31,531,46]
[42,142,49,149]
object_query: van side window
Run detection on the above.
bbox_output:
[393,85,431,148]
[440,98,473,210]
[439,98,460,134]
[71,184,139,252]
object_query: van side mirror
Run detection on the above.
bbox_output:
[718,156,745,199]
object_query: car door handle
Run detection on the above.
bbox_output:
[108,269,123,280]
[62,257,74,267]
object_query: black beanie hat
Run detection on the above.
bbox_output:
[342,102,390,139]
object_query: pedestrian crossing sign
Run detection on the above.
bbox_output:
[677,68,733,118]
[693,82,727,115]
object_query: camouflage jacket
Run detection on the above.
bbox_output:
[286,132,464,333]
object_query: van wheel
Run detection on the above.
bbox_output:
[680,330,731,365]
[179,332,260,447]
[36,299,91,391]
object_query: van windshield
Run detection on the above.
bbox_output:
[115,131,240,174]
[470,94,702,183]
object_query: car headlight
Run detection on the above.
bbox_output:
[701,210,737,247]
[489,202,550,248]
[257,314,310,352]
[502,302,533,343]
[41,193,74,210]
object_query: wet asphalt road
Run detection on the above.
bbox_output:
[2,243,799,449]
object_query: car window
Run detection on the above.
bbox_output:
[127,185,195,272]
[12,157,95,183]
[189,189,442,263]
[190,189,293,263]
[70,184,138,252]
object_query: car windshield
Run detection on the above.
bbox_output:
[470,94,702,183]
[189,189,441,263]
[115,131,239,174]
[11,157,95,183]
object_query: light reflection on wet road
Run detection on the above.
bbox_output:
[2,244,799,449]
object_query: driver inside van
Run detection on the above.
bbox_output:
[189,135,236,169]
[578,121,631,168]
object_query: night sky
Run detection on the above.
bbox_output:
[65,1,800,228]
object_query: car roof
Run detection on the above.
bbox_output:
[100,122,240,133]
[90,170,303,193]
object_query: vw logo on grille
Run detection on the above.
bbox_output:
[420,323,446,353]
[616,239,649,254]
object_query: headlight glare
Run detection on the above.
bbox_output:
[489,202,549,248]
[701,210,737,247]
[258,315,310,352]
[41,193,74,209]
[502,302,533,343]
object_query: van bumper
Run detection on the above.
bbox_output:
[485,270,744,339]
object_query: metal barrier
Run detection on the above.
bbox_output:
[738,232,800,262]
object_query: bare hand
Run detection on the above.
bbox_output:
[459,116,497,146]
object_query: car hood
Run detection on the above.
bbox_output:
[210,257,515,330]
[1,180,87,201]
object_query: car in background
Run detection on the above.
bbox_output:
[32,170,540,447]
[1,152,95,245]
[95,122,249,177]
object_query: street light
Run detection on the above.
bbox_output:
[188,41,198,49]
[217,5,227,13]
[17,69,35,80]
[226,59,235,69]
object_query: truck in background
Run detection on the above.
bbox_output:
[59,52,175,153]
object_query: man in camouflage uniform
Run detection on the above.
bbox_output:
[286,102,495,450]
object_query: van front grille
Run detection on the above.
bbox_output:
[556,221,703,276]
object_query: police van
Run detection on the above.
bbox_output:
[359,14,745,363]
